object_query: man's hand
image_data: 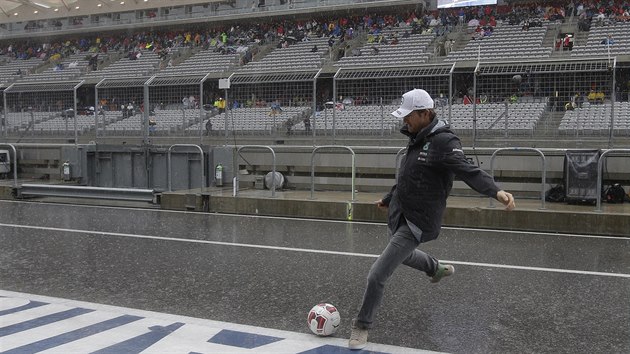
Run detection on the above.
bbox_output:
[496,190,515,211]
[375,199,388,210]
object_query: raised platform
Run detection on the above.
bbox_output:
[160,187,630,237]
[2,178,627,237]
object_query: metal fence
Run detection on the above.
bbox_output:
[3,81,83,142]
[1,59,628,148]
[94,74,216,143]
[471,58,620,145]
[226,69,319,141]
[331,64,455,140]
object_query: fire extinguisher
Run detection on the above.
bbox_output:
[62,160,71,181]
[215,163,223,187]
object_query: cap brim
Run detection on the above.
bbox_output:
[391,107,411,119]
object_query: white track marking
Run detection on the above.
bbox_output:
[1,222,629,279]
[1,199,627,240]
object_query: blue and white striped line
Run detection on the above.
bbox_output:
[0,290,441,354]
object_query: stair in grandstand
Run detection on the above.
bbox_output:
[450,26,471,53]
[533,110,565,137]
[547,21,580,58]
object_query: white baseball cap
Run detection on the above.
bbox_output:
[391,89,434,119]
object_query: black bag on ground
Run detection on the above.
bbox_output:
[604,184,626,204]
[545,184,566,202]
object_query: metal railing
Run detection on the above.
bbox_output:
[310,145,356,202]
[234,145,277,198]
[489,147,547,210]
[596,149,630,212]
[18,184,155,202]
[167,144,205,192]
[0,143,18,187]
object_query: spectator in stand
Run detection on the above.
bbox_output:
[601,35,615,45]
[269,100,283,116]
[522,19,530,31]
[303,116,311,134]
[563,34,571,51]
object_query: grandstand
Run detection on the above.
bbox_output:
[449,102,548,135]
[299,105,400,135]
[559,102,630,136]
[0,0,627,146]
[188,106,311,134]
[83,49,161,82]
[16,52,94,83]
[335,29,433,67]
[572,22,630,58]
[158,49,240,76]
[0,57,41,87]
[445,24,550,62]
[236,36,329,73]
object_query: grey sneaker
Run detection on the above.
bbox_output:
[430,263,455,283]
[348,320,368,350]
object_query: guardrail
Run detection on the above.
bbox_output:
[18,184,155,203]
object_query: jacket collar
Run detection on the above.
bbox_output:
[401,118,447,145]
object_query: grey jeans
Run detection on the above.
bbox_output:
[355,220,438,329]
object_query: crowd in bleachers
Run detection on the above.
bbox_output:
[0,1,619,80]
[1,1,629,138]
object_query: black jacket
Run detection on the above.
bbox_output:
[383,118,500,242]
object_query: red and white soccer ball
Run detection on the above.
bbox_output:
[307,303,341,336]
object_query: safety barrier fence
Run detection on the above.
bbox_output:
[2,144,629,209]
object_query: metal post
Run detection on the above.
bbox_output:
[72,81,84,146]
[94,82,99,140]
[73,86,78,145]
[504,100,509,141]
[181,108,186,130]
[2,89,7,140]
[448,63,454,122]
[0,89,9,138]
[380,97,384,139]
[199,73,211,145]
[143,76,156,145]
[95,78,106,142]
[332,75,337,144]
[608,58,617,148]
[224,88,229,145]
[312,70,321,143]
[472,63,480,148]
[324,108,328,136]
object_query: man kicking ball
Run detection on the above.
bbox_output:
[349,89,516,350]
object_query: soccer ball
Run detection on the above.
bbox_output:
[307,303,341,336]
